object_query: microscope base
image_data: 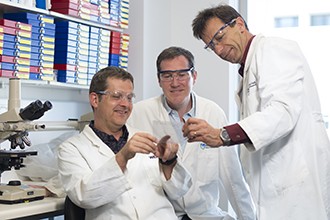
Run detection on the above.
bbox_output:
[0,182,46,204]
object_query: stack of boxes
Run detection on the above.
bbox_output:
[119,0,129,29]
[109,0,120,27]
[3,13,56,81]
[109,31,129,70]
[109,0,129,28]
[119,33,129,70]
[99,0,111,25]
[0,0,130,85]
[50,0,107,24]
[108,0,129,70]
[0,19,32,79]
[88,26,99,84]
[50,0,83,18]
[97,29,111,70]
[54,21,90,85]
[88,27,111,84]
[109,31,120,68]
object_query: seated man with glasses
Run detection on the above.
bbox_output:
[58,66,192,220]
[127,46,256,220]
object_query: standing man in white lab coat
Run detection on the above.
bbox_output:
[127,46,256,220]
[187,4,330,220]
[58,66,192,220]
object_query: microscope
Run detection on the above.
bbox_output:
[0,78,91,204]
[0,78,53,204]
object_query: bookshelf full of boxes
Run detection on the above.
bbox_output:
[0,0,130,86]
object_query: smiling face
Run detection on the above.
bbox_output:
[158,55,197,111]
[90,77,134,134]
[201,17,248,64]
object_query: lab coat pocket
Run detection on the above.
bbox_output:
[196,147,219,183]
[143,154,163,189]
[261,140,309,199]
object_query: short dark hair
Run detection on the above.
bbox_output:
[89,66,134,95]
[192,4,248,40]
[156,46,195,79]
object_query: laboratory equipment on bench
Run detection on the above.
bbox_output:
[0,78,91,204]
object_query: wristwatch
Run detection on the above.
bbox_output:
[219,128,231,146]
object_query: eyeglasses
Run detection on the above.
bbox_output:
[204,18,237,51]
[158,67,194,82]
[95,90,136,103]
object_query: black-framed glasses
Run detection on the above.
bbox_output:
[158,67,194,82]
[95,90,136,103]
[204,18,237,51]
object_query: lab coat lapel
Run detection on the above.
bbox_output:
[83,126,115,157]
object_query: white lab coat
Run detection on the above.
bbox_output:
[127,94,256,220]
[58,125,192,220]
[237,34,330,220]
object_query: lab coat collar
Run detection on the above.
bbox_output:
[82,125,116,157]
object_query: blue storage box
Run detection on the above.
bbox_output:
[55,33,79,42]
[57,75,77,84]
[55,39,78,48]
[29,72,41,80]
[55,44,77,54]
[57,70,76,78]
[4,12,39,21]
[30,59,41,67]
[55,21,79,30]
[55,27,79,35]
[36,0,46,10]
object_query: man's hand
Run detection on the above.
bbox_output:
[182,117,223,147]
[155,135,179,180]
[155,135,178,163]
[116,132,157,171]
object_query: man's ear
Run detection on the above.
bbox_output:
[236,17,246,31]
[89,92,99,108]
[192,70,198,84]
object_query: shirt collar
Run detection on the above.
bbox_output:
[89,120,129,151]
[161,93,196,119]
[238,35,255,77]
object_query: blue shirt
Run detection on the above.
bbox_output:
[161,93,196,152]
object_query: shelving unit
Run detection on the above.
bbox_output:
[0,0,129,88]
[0,1,123,32]
[0,0,130,101]
[0,77,89,91]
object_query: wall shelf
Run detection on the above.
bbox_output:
[0,1,125,102]
[0,78,89,91]
[0,1,123,32]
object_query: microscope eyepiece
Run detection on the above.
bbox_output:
[19,100,53,121]
[19,100,43,120]
[43,100,53,111]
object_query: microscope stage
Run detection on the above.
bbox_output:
[0,181,46,204]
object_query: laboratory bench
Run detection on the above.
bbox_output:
[0,197,64,220]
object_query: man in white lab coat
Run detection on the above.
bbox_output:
[189,4,330,220]
[127,46,256,220]
[58,66,192,220]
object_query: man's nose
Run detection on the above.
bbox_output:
[170,75,181,85]
[213,43,224,55]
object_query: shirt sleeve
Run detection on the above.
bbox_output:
[161,159,192,200]
[225,123,252,145]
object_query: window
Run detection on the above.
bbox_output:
[274,16,299,27]
[311,14,330,26]
[248,0,330,137]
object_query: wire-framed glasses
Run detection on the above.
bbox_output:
[204,18,237,51]
[158,67,194,82]
[95,90,136,103]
